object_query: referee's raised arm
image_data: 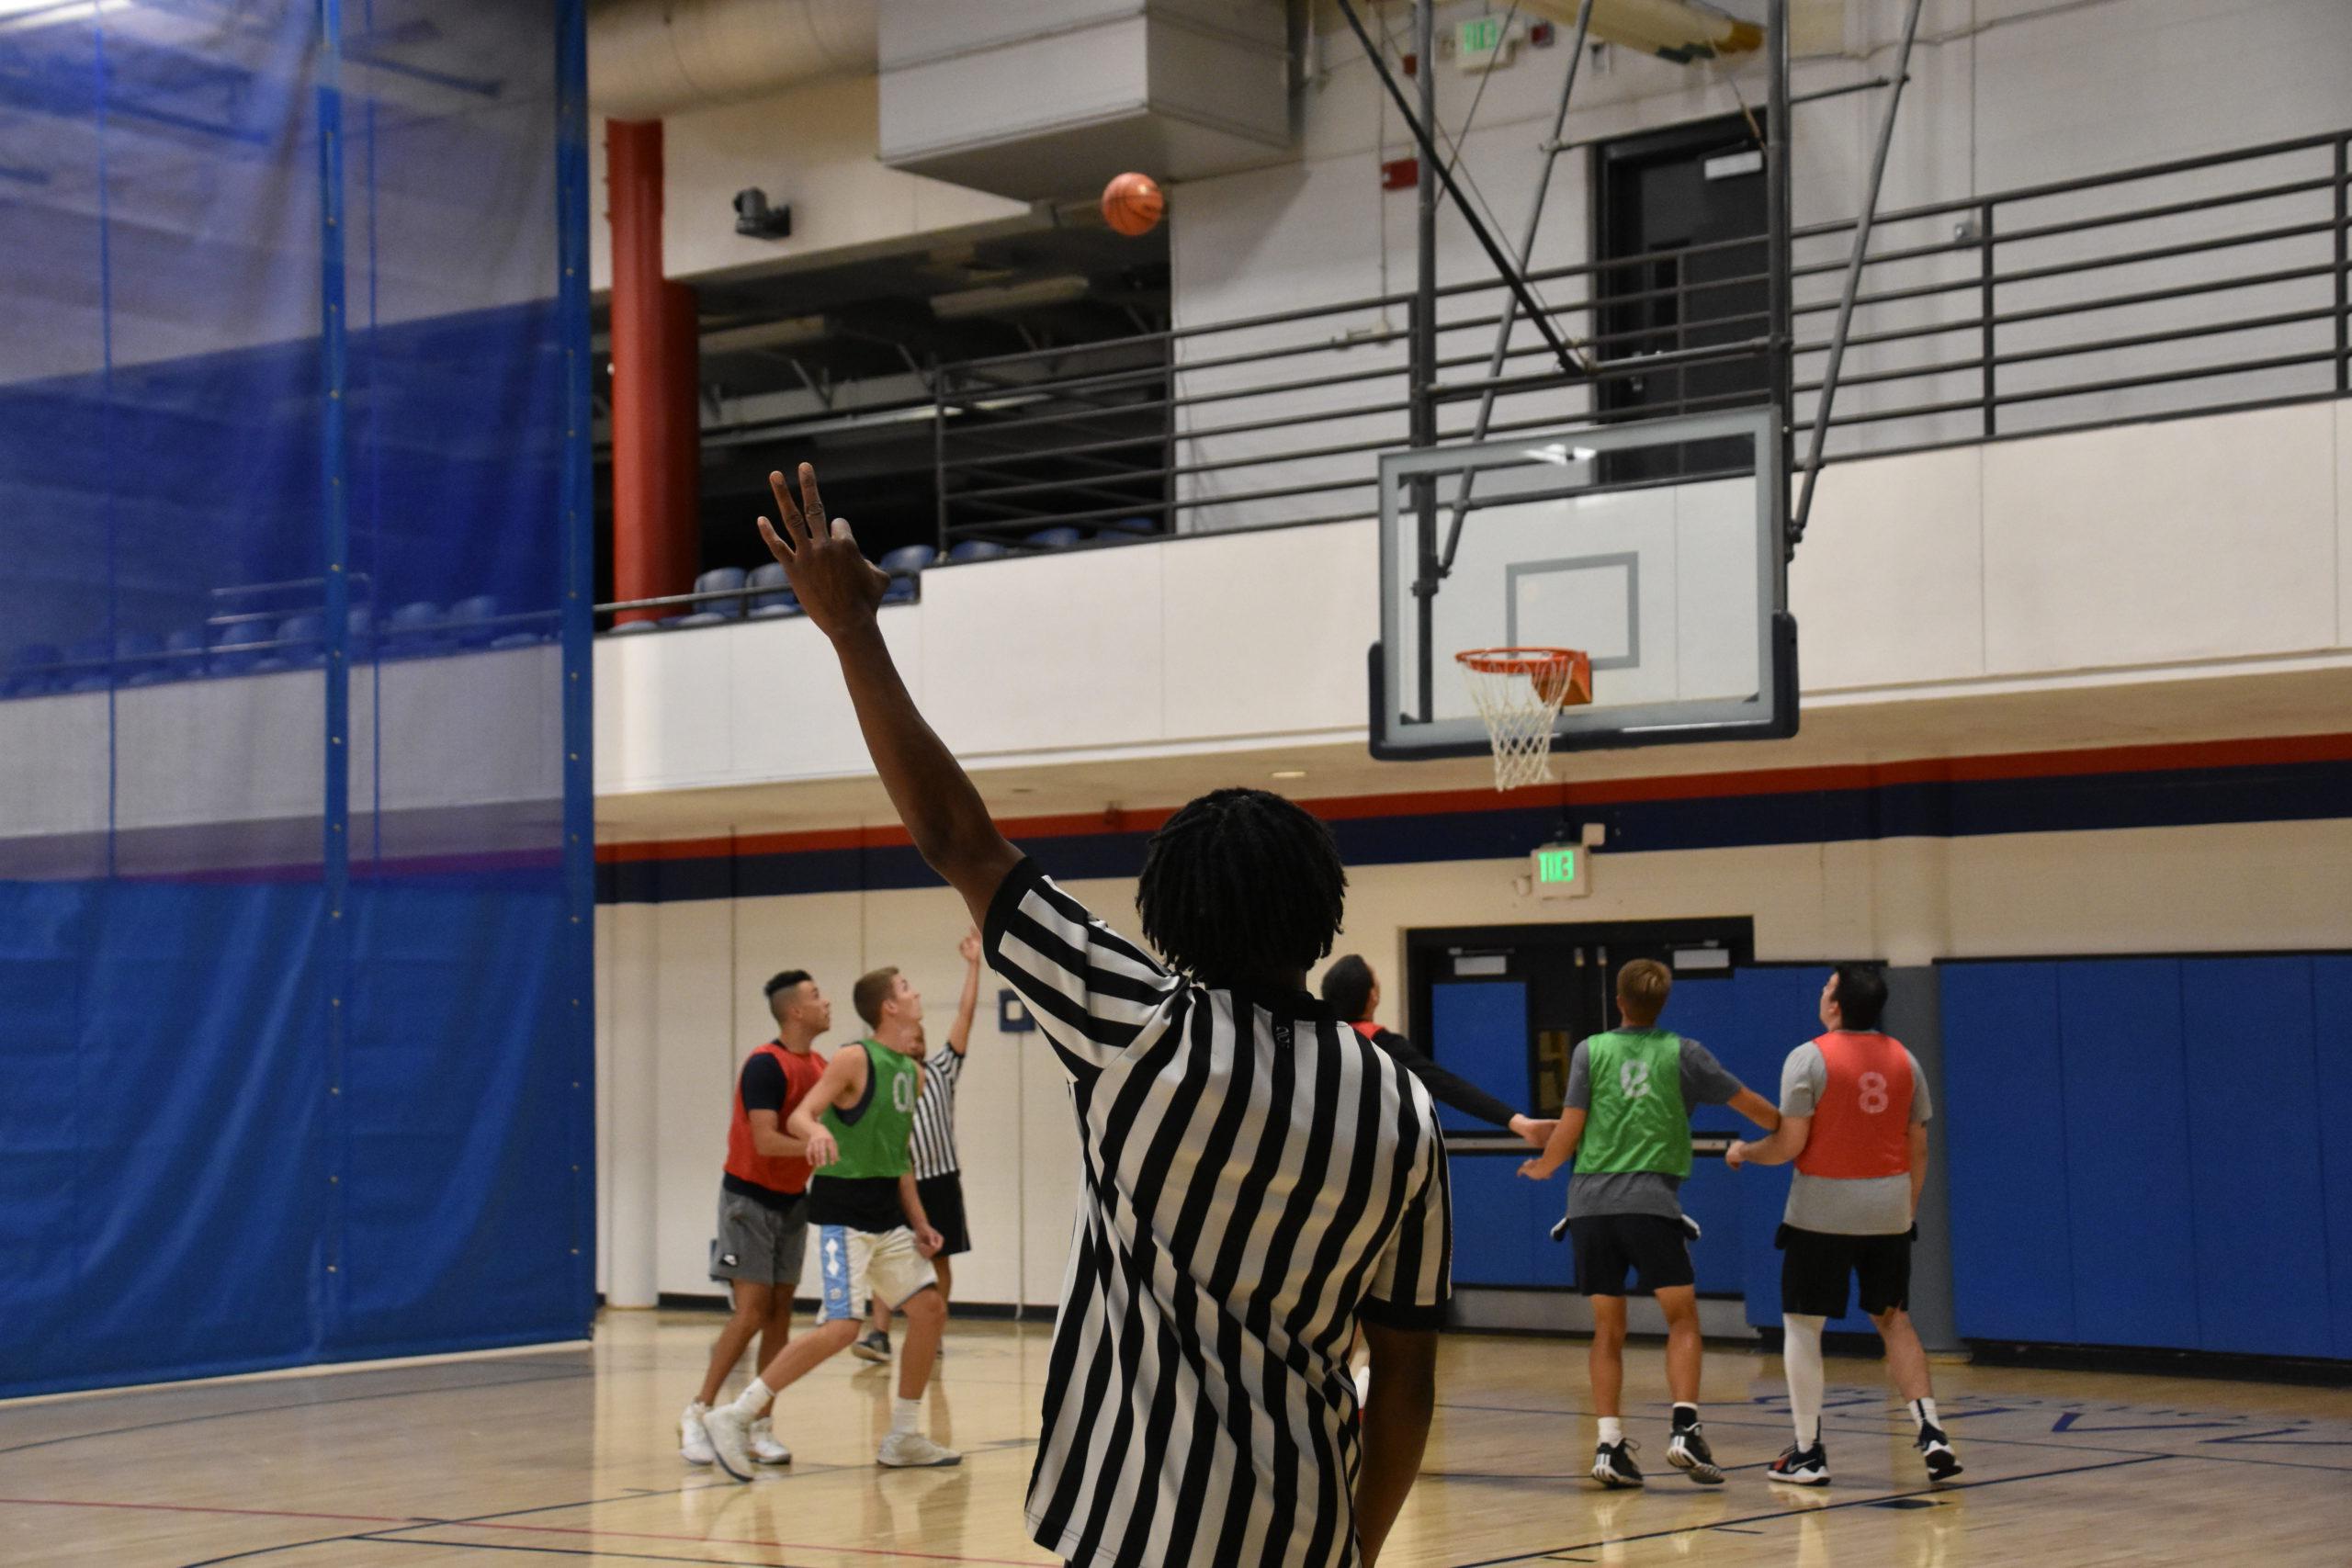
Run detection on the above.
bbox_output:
[754,464,1021,927]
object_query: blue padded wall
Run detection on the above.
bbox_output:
[2181,958,2331,1358]
[1449,1151,1563,1288]
[1942,963,2075,1343]
[1945,954,2348,1360]
[2055,962,2201,1348]
[2314,959,2352,1361]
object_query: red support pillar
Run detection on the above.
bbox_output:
[605,119,700,625]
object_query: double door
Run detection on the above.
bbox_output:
[1407,919,1757,1297]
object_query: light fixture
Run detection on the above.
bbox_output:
[932,275,1090,320]
[1525,442,1599,466]
[1271,769,1307,780]
[0,0,132,28]
[700,314,825,355]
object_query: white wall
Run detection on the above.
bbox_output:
[1167,0,2352,517]
[596,812,2352,1304]
[591,400,2352,800]
[0,646,565,864]
[589,73,1033,291]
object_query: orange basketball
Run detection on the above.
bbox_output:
[1102,172,1164,237]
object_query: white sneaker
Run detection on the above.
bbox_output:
[702,1403,755,1482]
[750,1416,793,1466]
[679,1402,715,1466]
[876,1430,962,1468]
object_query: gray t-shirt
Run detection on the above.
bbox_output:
[1780,1038,1931,1235]
[1563,1036,1746,1221]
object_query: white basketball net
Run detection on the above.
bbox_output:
[1457,649,1580,792]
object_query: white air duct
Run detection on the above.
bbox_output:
[589,0,879,121]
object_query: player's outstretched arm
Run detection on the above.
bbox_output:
[946,929,980,1055]
[1518,1107,1586,1179]
[755,464,1021,927]
[1727,1113,1809,1168]
[1728,1087,1782,1134]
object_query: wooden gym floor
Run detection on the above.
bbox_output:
[5,1310,2347,1566]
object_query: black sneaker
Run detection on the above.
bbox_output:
[1916,1422,1963,1483]
[1769,1439,1830,1486]
[1592,1438,1645,1488]
[1667,1422,1725,1484]
[851,1329,892,1364]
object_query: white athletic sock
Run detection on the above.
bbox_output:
[729,1376,775,1418]
[1911,1395,1939,1433]
[1597,1416,1623,1447]
[1783,1314,1826,1449]
[892,1396,922,1437]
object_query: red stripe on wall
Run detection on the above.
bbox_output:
[597,732,2352,863]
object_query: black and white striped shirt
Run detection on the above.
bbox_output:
[985,860,1453,1568]
[910,1045,962,1179]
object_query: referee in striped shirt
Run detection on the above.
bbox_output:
[757,466,1453,1568]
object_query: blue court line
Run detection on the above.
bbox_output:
[1442,1452,2174,1567]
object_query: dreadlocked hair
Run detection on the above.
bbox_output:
[1136,788,1347,987]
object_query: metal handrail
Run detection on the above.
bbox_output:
[582,126,2352,621]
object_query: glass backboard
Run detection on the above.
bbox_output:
[1372,407,1795,759]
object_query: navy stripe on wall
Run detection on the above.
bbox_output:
[598,752,2352,905]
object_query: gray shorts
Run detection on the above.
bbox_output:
[710,1188,808,1288]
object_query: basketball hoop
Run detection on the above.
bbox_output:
[1456,647,1592,791]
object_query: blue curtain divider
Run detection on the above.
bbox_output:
[0,0,593,1398]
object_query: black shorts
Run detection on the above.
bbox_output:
[1568,1213,1694,1297]
[1777,1224,1912,1318]
[917,1172,970,1258]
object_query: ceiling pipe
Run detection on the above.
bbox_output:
[589,0,878,121]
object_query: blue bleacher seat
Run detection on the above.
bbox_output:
[746,561,797,618]
[208,619,274,675]
[133,627,207,686]
[878,545,936,579]
[1023,525,1084,550]
[607,617,661,636]
[448,594,502,647]
[253,614,324,673]
[881,578,916,606]
[946,538,1009,563]
[111,630,164,687]
[673,566,748,627]
[4,641,62,696]
[1099,515,1156,536]
[382,601,445,657]
[62,636,113,693]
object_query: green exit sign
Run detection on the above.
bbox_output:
[1530,841,1590,897]
[1455,14,1514,72]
